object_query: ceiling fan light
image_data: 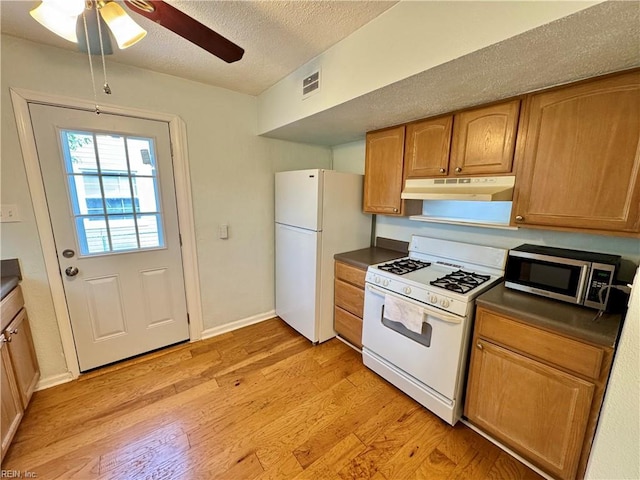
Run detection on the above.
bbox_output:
[100,2,147,49]
[30,2,79,43]
[46,0,86,16]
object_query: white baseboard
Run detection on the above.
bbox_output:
[36,372,74,391]
[200,310,277,341]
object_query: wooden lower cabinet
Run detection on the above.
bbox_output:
[1,340,23,461]
[465,306,613,480]
[1,286,40,462]
[334,261,366,349]
[5,310,40,408]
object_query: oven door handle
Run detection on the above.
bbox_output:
[366,284,462,325]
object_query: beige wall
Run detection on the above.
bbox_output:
[0,35,331,382]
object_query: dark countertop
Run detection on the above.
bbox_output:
[476,283,623,348]
[1,259,21,301]
[1,276,20,300]
[334,238,409,270]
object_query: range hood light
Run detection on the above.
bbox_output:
[401,176,516,202]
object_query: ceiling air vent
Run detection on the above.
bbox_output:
[302,70,320,98]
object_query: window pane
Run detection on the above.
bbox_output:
[61,129,166,257]
[76,216,110,255]
[108,215,139,251]
[102,176,135,214]
[127,137,156,176]
[96,134,128,172]
[68,174,102,215]
[63,131,96,173]
[138,215,162,248]
[132,177,159,213]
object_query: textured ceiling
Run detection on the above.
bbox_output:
[2,1,638,146]
[264,0,640,145]
[0,0,398,96]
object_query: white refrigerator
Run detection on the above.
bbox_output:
[275,169,372,343]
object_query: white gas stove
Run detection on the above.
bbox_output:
[362,235,507,425]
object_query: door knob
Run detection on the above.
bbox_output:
[439,168,446,173]
[65,266,79,277]
[455,167,462,173]
[515,215,524,222]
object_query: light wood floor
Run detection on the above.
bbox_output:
[3,318,544,479]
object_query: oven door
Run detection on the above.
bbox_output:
[362,283,466,401]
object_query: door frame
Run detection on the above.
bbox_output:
[10,87,203,380]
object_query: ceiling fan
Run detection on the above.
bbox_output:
[30,0,244,63]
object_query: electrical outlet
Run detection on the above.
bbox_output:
[219,224,229,239]
[0,204,20,222]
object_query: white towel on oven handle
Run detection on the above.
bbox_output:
[384,294,424,334]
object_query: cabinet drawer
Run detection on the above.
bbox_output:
[335,279,364,318]
[335,262,366,288]
[335,306,363,348]
[1,286,23,331]
[476,308,604,380]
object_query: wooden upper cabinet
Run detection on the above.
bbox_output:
[450,100,520,176]
[513,70,640,234]
[403,100,520,179]
[364,125,420,215]
[405,116,453,178]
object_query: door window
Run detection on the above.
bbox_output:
[60,130,165,255]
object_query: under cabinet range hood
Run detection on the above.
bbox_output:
[401,176,515,201]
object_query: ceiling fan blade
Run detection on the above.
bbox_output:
[123,0,244,63]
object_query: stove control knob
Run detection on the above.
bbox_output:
[403,287,412,295]
[429,295,438,304]
[382,279,389,287]
[374,276,380,284]
[440,299,450,308]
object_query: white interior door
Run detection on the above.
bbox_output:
[30,103,189,372]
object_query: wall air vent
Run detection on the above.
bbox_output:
[302,70,320,98]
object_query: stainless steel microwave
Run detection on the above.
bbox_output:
[504,244,621,310]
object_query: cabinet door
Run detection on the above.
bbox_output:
[465,339,594,480]
[364,126,406,215]
[5,310,40,408]
[450,100,520,175]
[405,116,453,177]
[1,339,23,461]
[513,71,640,233]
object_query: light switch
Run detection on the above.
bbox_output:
[0,204,20,222]
[219,224,229,239]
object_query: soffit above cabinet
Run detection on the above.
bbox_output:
[261,1,640,146]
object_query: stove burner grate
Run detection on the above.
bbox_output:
[430,270,491,294]
[377,258,431,275]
